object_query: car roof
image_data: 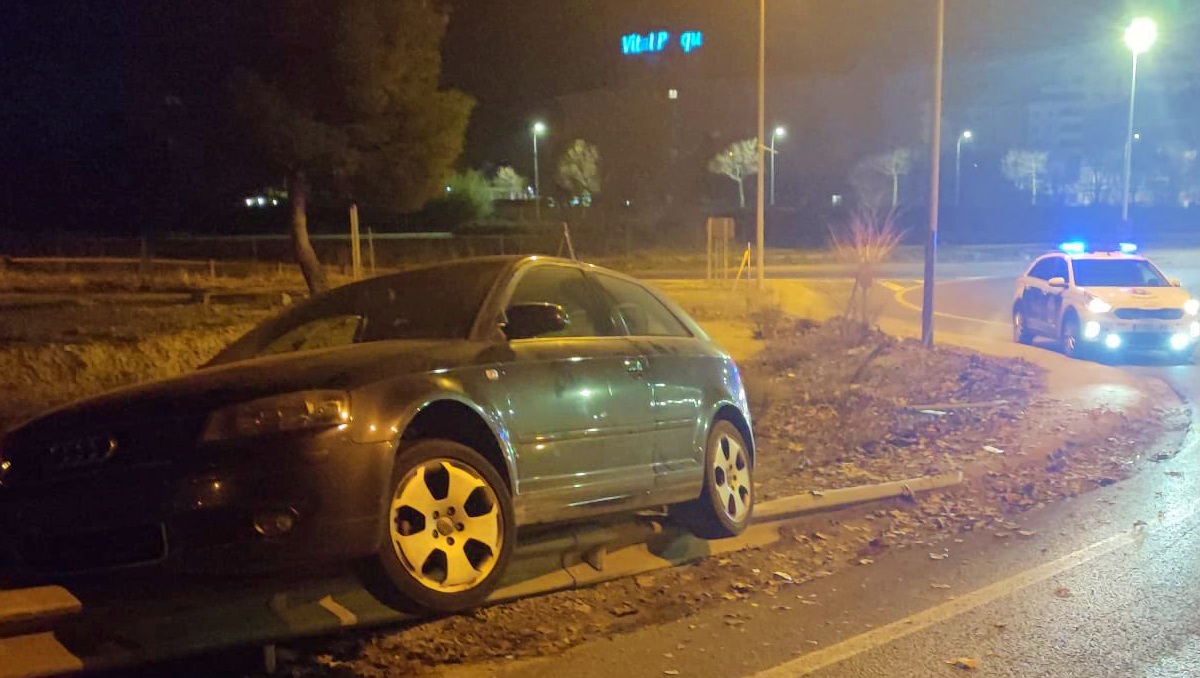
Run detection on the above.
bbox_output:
[1036,251,1147,262]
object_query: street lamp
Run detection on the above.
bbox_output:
[769,126,786,206]
[955,130,973,207]
[755,0,766,288]
[1122,17,1157,224]
[532,121,547,222]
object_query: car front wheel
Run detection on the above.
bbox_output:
[1061,316,1088,360]
[678,420,753,539]
[1013,307,1034,345]
[372,439,515,613]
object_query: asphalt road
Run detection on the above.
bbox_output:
[456,261,1200,678]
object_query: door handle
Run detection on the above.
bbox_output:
[625,357,646,377]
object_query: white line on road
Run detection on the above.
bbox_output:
[746,504,1199,678]
[893,281,1011,328]
[317,595,358,627]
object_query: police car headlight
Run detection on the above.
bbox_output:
[1185,299,1199,316]
[1087,298,1113,314]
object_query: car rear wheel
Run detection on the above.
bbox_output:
[1012,307,1034,345]
[678,420,753,539]
[372,439,515,613]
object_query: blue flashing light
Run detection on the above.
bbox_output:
[1119,242,1139,254]
[1059,241,1087,255]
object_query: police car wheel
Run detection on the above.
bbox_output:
[1061,318,1087,359]
[1012,308,1034,345]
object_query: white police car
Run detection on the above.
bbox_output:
[1012,242,1200,362]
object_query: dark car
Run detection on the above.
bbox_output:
[0,256,754,611]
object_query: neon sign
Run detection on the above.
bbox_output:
[621,30,704,56]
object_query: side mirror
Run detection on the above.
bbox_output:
[1047,277,1068,289]
[1170,278,1182,288]
[503,303,568,340]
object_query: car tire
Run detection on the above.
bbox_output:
[677,420,753,539]
[1012,307,1034,345]
[1061,316,1088,360]
[370,439,515,613]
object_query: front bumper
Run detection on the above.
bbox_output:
[0,430,395,580]
[1080,316,1200,352]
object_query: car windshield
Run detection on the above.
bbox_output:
[1072,259,1170,288]
[207,259,509,365]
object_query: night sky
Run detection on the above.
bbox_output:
[0,0,1180,233]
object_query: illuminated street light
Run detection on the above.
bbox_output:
[769,126,786,206]
[955,130,973,207]
[532,121,547,222]
[1122,17,1157,226]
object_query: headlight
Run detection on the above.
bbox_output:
[202,390,351,442]
[1185,299,1200,316]
[1087,297,1113,314]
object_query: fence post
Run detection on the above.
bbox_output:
[209,259,217,282]
[367,228,376,276]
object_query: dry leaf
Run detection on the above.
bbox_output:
[946,657,979,670]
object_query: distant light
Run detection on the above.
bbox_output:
[668,88,679,100]
[256,197,266,207]
[1105,334,1123,350]
[1133,133,1142,141]
[624,200,632,207]
[1171,333,1191,351]
[271,199,279,206]
[1059,241,1087,254]
[774,126,787,139]
[244,198,254,208]
[1084,321,1102,339]
[962,130,973,140]
[831,194,843,206]
[1118,242,1139,254]
[1125,17,1158,56]
[532,121,547,135]
[446,185,452,193]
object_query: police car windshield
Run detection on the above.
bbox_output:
[1073,259,1169,288]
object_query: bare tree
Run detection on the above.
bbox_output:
[557,139,602,204]
[708,138,759,209]
[830,203,905,323]
[492,166,528,200]
[1002,150,1050,205]
[856,149,912,208]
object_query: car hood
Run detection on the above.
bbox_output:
[1084,286,1193,309]
[8,339,488,439]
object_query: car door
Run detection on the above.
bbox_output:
[589,272,707,503]
[1044,256,1070,333]
[497,264,656,522]
[1020,258,1053,332]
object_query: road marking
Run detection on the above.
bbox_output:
[747,504,1200,678]
[893,281,1011,328]
[878,281,906,292]
[317,595,358,626]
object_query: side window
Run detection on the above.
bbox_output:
[259,316,363,357]
[1049,258,1069,282]
[1027,259,1053,280]
[508,266,613,338]
[592,274,691,338]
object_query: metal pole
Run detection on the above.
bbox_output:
[922,0,946,349]
[755,0,766,289]
[349,203,362,280]
[1121,52,1139,225]
[955,136,963,207]
[533,133,542,223]
[770,137,777,207]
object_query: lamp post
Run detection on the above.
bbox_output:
[955,130,972,207]
[921,0,946,349]
[1122,17,1157,225]
[532,121,547,222]
[755,0,766,289]
[769,126,786,206]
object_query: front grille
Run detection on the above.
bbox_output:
[1114,308,1184,320]
[20,523,166,572]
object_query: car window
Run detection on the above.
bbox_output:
[1027,259,1054,280]
[1048,257,1069,282]
[259,315,363,357]
[1073,259,1171,287]
[508,266,615,338]
[592,273,691,337]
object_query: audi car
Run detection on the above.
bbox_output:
[0,256,754,612]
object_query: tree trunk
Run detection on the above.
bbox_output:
[737,177,746,209]
[891,174,899,207]
[288,172,329,295]
[1031,171,1038,205]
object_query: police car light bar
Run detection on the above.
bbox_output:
[1058,241,1138,255]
